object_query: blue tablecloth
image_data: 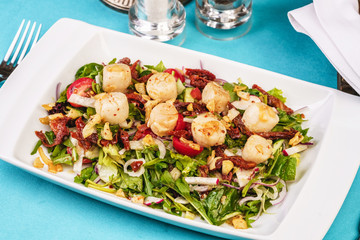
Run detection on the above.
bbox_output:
[0,0,359,239]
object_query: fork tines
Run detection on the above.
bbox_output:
[0,19,42,80]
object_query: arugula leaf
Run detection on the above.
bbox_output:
[75,63,103,80]
[108,58,117,65]
[143,169,154,196]
[160,171,213,224]
[224,134,247,149]
[74,165,98,184]
[31,140,42,155]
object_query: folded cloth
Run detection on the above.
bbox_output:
[288,0,360,94]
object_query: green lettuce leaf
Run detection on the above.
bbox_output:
[268,88,286,103]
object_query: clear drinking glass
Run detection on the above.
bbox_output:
[128,0,186,45]
[195,0,252,40]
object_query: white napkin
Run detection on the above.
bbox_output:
[288,0,360,94]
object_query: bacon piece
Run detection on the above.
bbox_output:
[100,133,118,147]
[198,165,209,178]
[227,126,241,139]
[213,145,227,157]
[185,68,216,89]
[222,171,233,182]
[182,102,208,116]
[232,114,253,137]
[118,57,131,65]
[70,118,98,151]
[130,60,154,83]
[252,84,294,115]
[232,113,298,140]
[257,128,298,140]
[132,124,157,141]
[126,92,147,113]
[173,101,189,112]
[119,129,130,150]
[168,129,192,139]
[215,156,257,170]
[35,117,70,148]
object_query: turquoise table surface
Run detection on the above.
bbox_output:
[0,0,359,239]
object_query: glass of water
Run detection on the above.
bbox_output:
[195,0,252,40]
[128,0,186,46]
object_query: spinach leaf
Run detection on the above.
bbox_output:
[271,154,297,181]
[204,188,240,225]
[75,63,103,80]
[222,83,239,102]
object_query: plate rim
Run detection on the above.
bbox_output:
[0,18,360,240]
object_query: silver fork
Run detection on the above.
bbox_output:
[0,19,42,81]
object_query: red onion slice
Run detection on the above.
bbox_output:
[221,183,242,190]
[56,82,61,101]
[239,195,262,206]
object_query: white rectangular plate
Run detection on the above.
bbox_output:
[0,18,359,240]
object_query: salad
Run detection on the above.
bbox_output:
[32,57,313,229]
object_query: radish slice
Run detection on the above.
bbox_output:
[174,197,189,204]
[270,179,287,205]
[184,177,219,185]
[68,94,95,108]
[144,196,164,206]
[189,185,213,192]
[124,158,146,177]
[283,145,308,156]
